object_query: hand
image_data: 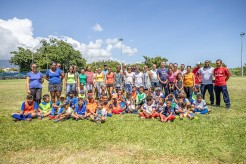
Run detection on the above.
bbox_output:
[27,89,31,94]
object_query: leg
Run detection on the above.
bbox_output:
[221,85,230,108]
[66,84,71,95]
[200,84,206,100]
[36,88,42,104]
[207,84,214,105]
[200,108,209,114]
[50,91,56,103]
[56,92,61,102]
[214,86,221,106]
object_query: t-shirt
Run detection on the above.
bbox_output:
[134,72,143,86]
[161,106,174,117]
[46,69,63,84]
[142,103,156,114]
[192,67,202,84]
[151,69,159,82]
[74,104,86,115]
[125,71,134,84]
[39,102,52,113]
[157,68,168,81]
[66,97,78,107]
[86,102,97,113]
[96,108,107,117]
[166,73,175,83]
[79,74,87,85]
[106,72,114,84]
[198,67,214,84]
[66,73,76,84]
[21,101,38,112]
[183,72,195,87]
[27,71,43,89]
[192,99,207,109]
[173,70,180,77]
[85,71,94,84]
[214,67,230,86]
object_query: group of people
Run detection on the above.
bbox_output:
[12,59,231,123]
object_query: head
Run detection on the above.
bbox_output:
[186,65,191,73]
[68,66,74,73]
[204,60,210,67]
[194,85,200,92]
[30,63,38,72]
[86,66,91,72]
[116,65,121,72]
[97,100,104,110]
[160,62,166,68]
[102,95,108,104]
[155,87,161,95]
[132,85,137,92]
[68,91,74,98]
[78,98,84,106]
[152,64,157,70]
[173,63,178,70]
[97,68,102,73]
[81,68,85,74]
[42,94,50,103]
[196,62,201,68]
[80,83,85,89]
[148,87,154,93]
[108,67,112,73]
[104,64,108,70]
[176,73,182,80]
[127,66,132,73]
[57,63,61,69]
[73,65,77,72]
[169,63,174,69]
[181,64,185,70]
[136,66,140,73]
[168,92,174,99]
[158,97,164,105]
[112,94,118,102]
[127,93,132,99]
[178,102,186,109]
[94,68,98,73]
[146,95,153,105]
[143,65,148,72]
[88,95,94,103]
[139,86,144,93]
[60,94,66,102]
[50,62,57,70]
[166,100,172,108]
[26,95,34,105]
[168,68,173,74]
[144,88,149,95]
[216,59,222,68]
[197,94,203,102]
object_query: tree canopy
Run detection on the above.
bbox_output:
[10,38,86,72]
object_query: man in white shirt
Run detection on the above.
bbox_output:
[198,60,214,105]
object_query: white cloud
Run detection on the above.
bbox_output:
[0,18,138,63]
[92,23,103,32]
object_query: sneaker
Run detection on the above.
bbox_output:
[54,119,60,123]
[226,106,230,110]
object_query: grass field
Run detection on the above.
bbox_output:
[0,77,245,163]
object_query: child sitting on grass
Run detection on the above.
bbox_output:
[102,95,112,117]
[71,98,87,121]
[175,101,194,120]
[78,83,87,98]
[67,91,78,109]
[156,97,166,113]
[139,96,159,119]
[49,94,66,119]
[86,95,97,118]
[160,100,176,123]
[190,85,200,104]
[12,95,39,121]
[54,101,73,123]
[136,86,146,110]
[38,94,53,119]
[109,94,123,114]
[91,100,107,123]
[191,94,209,114]
[125,93,137,114]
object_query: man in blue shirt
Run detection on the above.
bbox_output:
[157,62,169,97]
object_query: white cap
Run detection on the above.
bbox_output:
[196,61,201,65]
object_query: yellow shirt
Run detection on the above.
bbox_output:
[96,72,104,82]
[183,72,194,87]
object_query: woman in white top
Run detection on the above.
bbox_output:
[133,66,143,88]
[143,65,152,90]
[151,64,159,88]
[124,66,134,93]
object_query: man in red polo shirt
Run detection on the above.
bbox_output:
[213,59,231,109]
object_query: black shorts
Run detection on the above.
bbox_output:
[48,83,62,92]
[107,84,113,87]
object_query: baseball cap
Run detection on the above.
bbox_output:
[196,61,201,65]
[60,94,66,98]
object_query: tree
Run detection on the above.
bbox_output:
[10,47,33,72]
[143,56,168,68]
[10,38,86,72]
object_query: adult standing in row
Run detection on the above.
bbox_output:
[64,66,77,95]
[183,66,195,99]
[198,60,214,105]
[151,64,159,88]
[214,59,231,109]
[46,62,64,103]
[85,66,94,92]
[26,63,44,104]
[157,62,168,97]
[193,62,202,87]
[143,65,152,89]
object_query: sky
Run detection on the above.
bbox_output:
[0,0,245,68]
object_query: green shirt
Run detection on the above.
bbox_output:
[79,74,87,85]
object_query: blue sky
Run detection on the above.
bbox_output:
[0,0,245,68]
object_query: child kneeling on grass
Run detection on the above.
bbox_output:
[71,97,87,121]
[139,96,159,119]
[91,100,107,123]
[38,94,53,119]
[191,94,209,114]
[54,101,73,123]
[12,95,39,121]
[160,100,176,123]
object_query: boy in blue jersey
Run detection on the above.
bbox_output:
[67,91,78,109]
[71,98,87,120]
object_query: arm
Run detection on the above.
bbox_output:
[148,71,152,82]
[26,76,31,94]
[63,73,67,88]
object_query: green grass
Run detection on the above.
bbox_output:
[0,78,246,163]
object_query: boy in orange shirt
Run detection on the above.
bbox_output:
[109,94,123,114]
[86,95,97,118]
